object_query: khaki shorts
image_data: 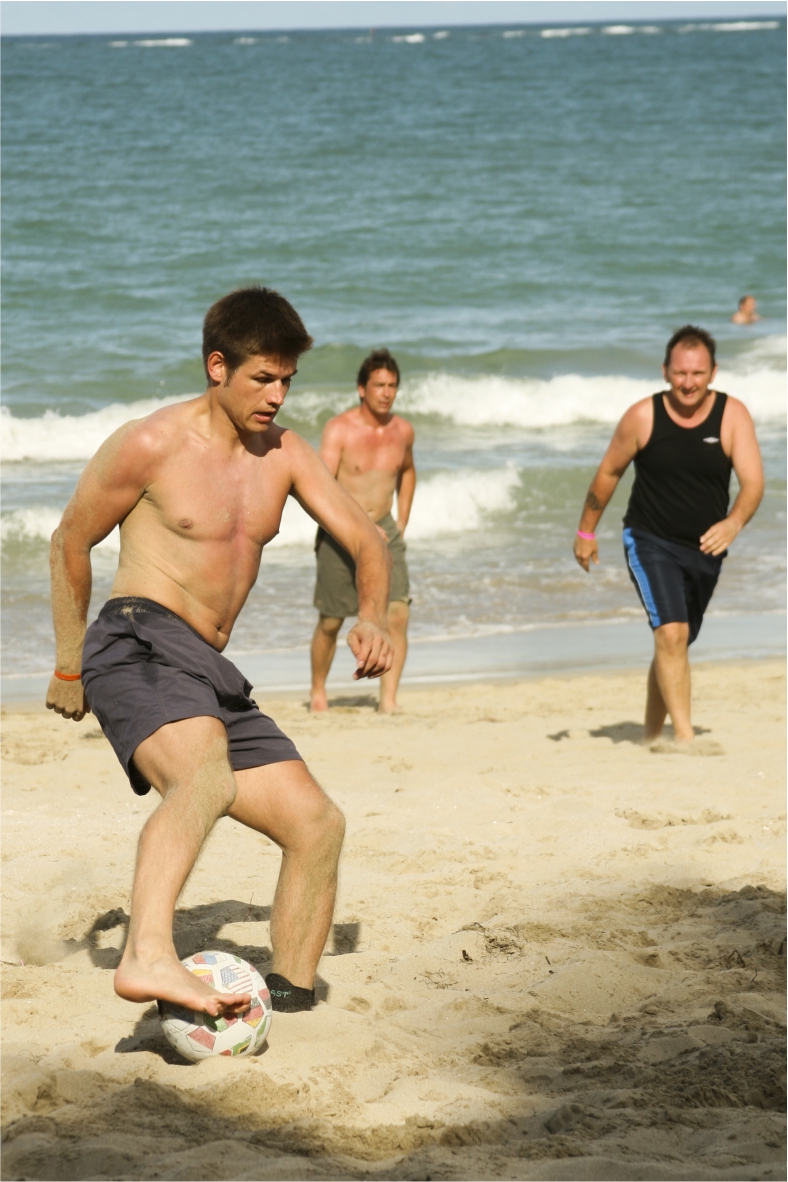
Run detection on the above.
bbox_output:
[313,512,410,619]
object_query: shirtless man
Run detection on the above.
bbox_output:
[574,325,763,751]
[731,295,760,325]
[46,287,392,1017]
[310,349,416,714]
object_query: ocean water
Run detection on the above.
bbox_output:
[2,19,785,687]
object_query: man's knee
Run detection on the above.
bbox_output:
[317,615,343,639]
[296,793,345,862]
[387,601,409,631]
[654,622,690,654]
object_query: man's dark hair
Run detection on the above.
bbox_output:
[664,324,716,369]
[357,348,400,389]
[202,286,313,376]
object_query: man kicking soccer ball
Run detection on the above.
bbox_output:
[46,287,392,1016]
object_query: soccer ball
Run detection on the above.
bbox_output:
[158,951,272,1061]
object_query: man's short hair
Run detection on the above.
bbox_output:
[664,324,716,369]
[202,286,313,375]
[357,348,400,389]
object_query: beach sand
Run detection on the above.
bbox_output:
[1,659,785,1181]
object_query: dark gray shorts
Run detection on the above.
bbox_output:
[81,597,301,796]
[313,511,410,619]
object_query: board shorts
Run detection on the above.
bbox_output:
[313,512,410,619]
[81,597,301,796]
[623,528,723,646]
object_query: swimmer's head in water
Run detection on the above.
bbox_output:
[739,295,757,311]
[202,286,313,379]
[663,324,716,371]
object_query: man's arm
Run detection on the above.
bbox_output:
[47,422,154,720]
[700,399,764,556]
[289,437,393,680]
[395,426,416,535]
[318,417,344,478]
[573,401,648,572]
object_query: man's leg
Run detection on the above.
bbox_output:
[114,716,251,1015]
[378,600,409,714]
[310,615,343,712]
[229,760,345,990]
[646,622,693,744]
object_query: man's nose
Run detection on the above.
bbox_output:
[268,382,287,403]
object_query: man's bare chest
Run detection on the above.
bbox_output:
[341,430,406,476]
[135,452,291,545]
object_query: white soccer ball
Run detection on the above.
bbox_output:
[158,950,272,1061]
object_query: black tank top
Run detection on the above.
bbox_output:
[624,391,732,549]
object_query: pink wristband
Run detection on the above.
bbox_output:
[577,530,596,540]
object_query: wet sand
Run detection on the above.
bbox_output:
[1,659,785,1181]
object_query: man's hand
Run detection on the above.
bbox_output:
[347,620,393,680]
[700,517,740,557]
[46,675,90,721]
[573,534,600,572]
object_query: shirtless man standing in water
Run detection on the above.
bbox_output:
[310,349,416,714]
[46,287,392,1017]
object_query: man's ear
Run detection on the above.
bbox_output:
[358,385,366,401]
[206,351,227,385]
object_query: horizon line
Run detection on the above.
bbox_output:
[3,12,784,37]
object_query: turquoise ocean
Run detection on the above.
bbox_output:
[2,17,785,693]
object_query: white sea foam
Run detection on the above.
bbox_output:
[392,33,426,44]
[3,340,783,463]
[234,37,257,45]
[398,359,786,430]
[433,31,450,40]
[403,466,520,540]
[541,27,591,38]
[268,466,521,548]
[133,39,192,47]
[1,507,120,554]
[602,26,635,36]
[1,396,190,463]
[502,30,526,38]
[711,21,780,31]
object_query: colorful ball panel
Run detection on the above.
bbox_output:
[158,950,272,1061]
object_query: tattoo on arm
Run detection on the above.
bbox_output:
[585,490,602,511]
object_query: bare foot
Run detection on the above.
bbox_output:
[115,949,250,1015]
[309,691,329,713]
[377,702,401,715]
[649,737,724,757]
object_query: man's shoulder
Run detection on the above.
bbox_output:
[323,406,362,435]
[719,393,754,428]
[119,399,198,453]
[391,413,415,441]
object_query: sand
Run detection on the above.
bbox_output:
[1,659,785,1181]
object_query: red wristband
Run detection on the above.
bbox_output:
[54,670,82,681]
[577,530,596,541]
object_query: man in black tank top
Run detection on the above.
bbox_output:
[573,325,763,753]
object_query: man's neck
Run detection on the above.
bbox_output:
[358,402,392,429]
[664,388,716,424]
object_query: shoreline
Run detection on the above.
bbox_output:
[2,610,785,704]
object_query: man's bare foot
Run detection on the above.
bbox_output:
[378,701,401,715]
[309,691,329,713]
[649,737,724,756]
[115,950,250,1015]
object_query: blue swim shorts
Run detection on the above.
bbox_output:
[622,528,723,645]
